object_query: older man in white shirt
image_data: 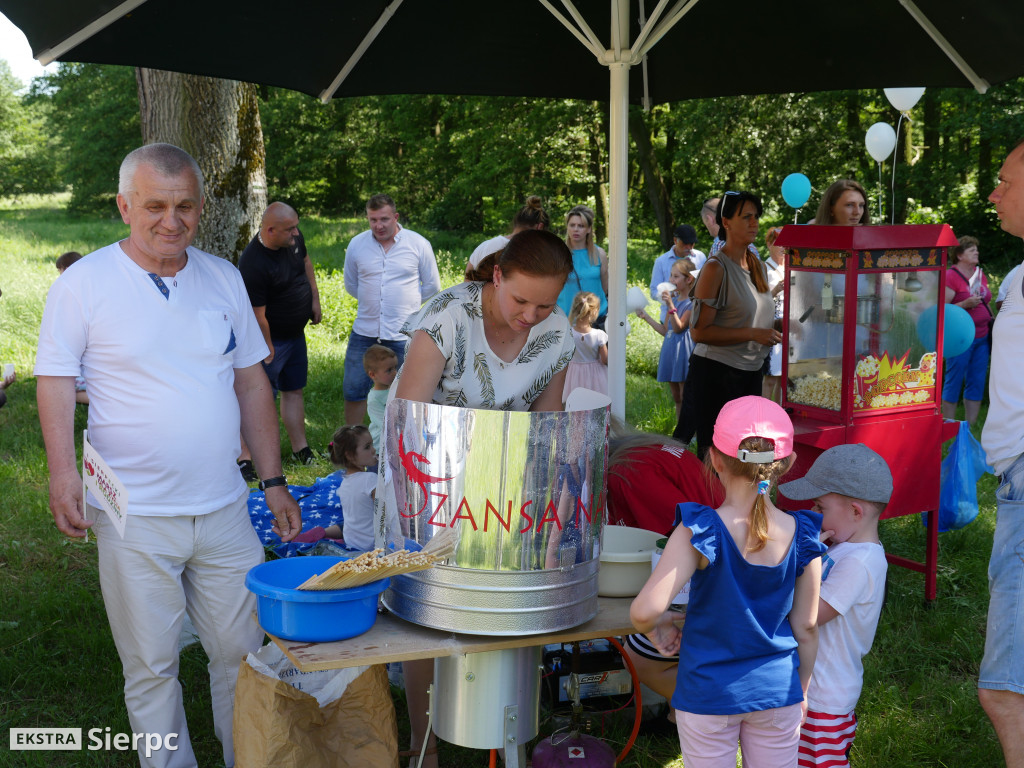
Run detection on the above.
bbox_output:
[343,193,440,426]
[979,140,1024,768]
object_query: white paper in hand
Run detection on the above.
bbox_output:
[83,430,129,538]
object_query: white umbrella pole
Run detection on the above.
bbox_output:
[607,61,629,422]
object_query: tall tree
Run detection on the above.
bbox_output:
[0,60,61,197]
[629,106,673,249]
[136,69,266,261]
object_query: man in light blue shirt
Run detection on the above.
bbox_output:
[650,224,705,321]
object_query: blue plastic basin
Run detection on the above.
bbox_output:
[245,556,390,642]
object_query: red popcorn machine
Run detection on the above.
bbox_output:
[774,225,960,600]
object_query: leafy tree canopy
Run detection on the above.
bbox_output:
[12,62,1024,272]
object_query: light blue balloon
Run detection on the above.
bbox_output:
[916,303,975,358]
[781,173,812,209]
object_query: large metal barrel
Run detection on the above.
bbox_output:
[376,398,609,635]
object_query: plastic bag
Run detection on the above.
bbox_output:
[926,420,993,532]
[233,643,399,768]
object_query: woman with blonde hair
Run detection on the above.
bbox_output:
[556,204,609,328]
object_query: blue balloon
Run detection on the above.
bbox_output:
[781,173,812,209]
[916,303,975,358]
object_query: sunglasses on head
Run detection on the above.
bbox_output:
[719,190,740,217]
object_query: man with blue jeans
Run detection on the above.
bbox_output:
[980,140,1024,768]
[238,202,322,468]
[343,194,440,425]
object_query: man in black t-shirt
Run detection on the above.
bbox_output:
[238,202,322,469]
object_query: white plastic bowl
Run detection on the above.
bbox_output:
[597,526,663,597]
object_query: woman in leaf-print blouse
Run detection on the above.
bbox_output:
[395,228,577,411]
[390,228,575,766]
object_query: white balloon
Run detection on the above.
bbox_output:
[865,122,897,162]
[884,87,926,112]
[625,285,648,313]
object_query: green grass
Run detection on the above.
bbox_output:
[0,195,1003,766]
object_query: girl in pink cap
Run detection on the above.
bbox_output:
[631,395,825,768]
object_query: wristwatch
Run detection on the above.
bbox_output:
[258,475,288,491]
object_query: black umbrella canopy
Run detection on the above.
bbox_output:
[4,0,1020,419]
[2,0,1022,101]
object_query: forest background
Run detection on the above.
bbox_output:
[2,59,1024,276]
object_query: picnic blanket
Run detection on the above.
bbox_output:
[247,471,359,558]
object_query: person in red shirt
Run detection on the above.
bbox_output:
[608,433,724,534]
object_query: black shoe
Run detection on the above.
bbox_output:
[293,446,317,465]
[237,459,257,483]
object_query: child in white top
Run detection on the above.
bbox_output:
[562,291,609,403]
[636,259,697,418]
[779,444,892,768]
[329,424,379,552]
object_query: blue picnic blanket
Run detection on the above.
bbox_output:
[247,471,359,558]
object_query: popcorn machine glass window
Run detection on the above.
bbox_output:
[780,227,950,421]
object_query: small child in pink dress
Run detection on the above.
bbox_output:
[562,291,609,404]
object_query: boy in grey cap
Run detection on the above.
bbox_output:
[779,443,893,768]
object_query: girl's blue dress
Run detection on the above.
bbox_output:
[657,296,694,383]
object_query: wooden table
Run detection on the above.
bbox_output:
[266,596,639,672]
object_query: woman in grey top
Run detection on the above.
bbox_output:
[674,191,779,457]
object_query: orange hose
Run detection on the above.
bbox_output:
[607,636,641,765]
[489,748,497,768]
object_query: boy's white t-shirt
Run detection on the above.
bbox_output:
[336,471,378,552]
[807,540,888,715]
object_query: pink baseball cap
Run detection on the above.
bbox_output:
[712,396,794,463]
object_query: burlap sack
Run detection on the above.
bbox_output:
[234,653,399,768]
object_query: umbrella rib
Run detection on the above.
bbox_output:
[319,0,405,102]
[536,0,605,59]
[36,0,151,65]
[631,0,678,56]
[634,0,701,61]
[898,0,990,94]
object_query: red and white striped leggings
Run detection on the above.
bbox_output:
[798,710,857,767]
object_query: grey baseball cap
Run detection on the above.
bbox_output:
[778,443,893,504]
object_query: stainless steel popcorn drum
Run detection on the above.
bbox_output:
[377,398,609,635]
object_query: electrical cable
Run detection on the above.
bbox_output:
[606,636,641,765]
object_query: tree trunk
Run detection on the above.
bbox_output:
[136,68,267,263]
[922,90,938,164]
[978,136,992,196]
[629,107,673,250]
[589,104,609,243]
